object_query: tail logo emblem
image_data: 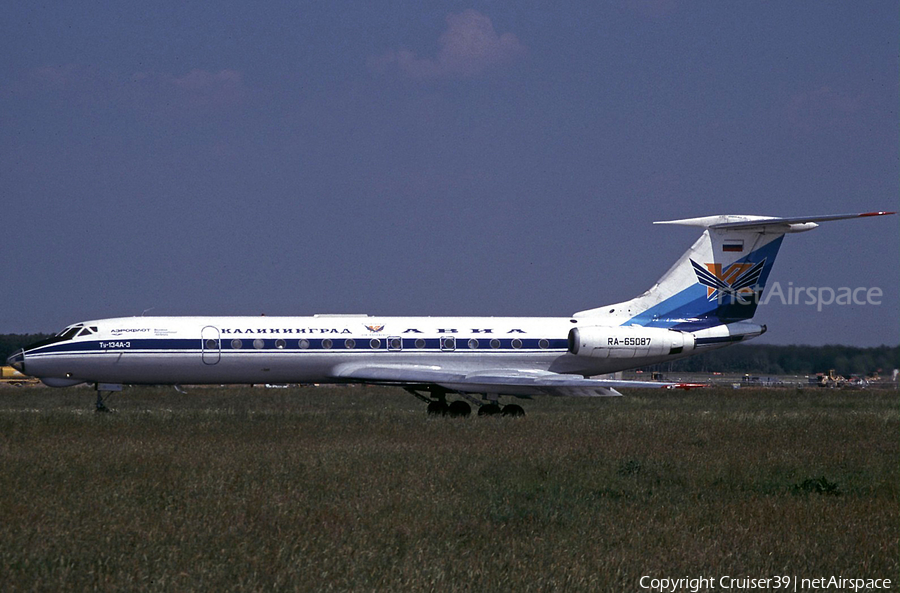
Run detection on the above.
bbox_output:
[690,259,766,303]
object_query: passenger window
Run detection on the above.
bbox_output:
[253,338,265,349]
[490,339,501,349]
[322,339,333,349]
[231,339,243,349]
[370,338,381,349]
[539,339,550,349]
[468,338,479,349]
[344,339,356,349]
[415,338,426,349]
[298,339,310,349]
[275,339,286,349]
[511,338,522,349]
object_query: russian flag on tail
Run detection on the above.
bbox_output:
[722,239,743,252]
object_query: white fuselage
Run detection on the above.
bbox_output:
[20,314,712,387]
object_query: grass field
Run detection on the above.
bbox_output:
[0,385,896,591]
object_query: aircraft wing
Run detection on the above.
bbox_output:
[329,363,689,397]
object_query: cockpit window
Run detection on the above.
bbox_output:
[55,324,97,340]
[58,326,83,340]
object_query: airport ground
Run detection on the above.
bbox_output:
[0,385,896,591]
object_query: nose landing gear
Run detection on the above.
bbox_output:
[94,383,123,413]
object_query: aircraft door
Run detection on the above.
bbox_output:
[201,326,221,365]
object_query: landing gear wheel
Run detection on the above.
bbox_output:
[477,403,502,416]
[447,400,472,417]
[427,401,449,416]
[501,404,525,417]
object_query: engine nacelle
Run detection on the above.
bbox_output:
[568,326,695,359]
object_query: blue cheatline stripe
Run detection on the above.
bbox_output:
[28,337,570,356]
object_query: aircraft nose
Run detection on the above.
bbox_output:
[7,349,25,372]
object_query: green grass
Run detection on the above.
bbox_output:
[0,385,896,591]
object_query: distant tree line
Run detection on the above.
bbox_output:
[0,334,52,363]
[646,343,899,377]
[0,333,896,377]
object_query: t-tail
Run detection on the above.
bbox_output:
[574,212,895,347]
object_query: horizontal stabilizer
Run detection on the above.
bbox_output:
[655,211,894,233]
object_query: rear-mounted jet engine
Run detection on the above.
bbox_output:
[568,326,695,359]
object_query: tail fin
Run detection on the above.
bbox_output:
[574,212,894,331]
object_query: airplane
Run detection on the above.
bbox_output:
[7,211,894,416]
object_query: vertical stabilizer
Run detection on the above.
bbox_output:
[574,212,894,330]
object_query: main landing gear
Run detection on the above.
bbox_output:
[425,400,471,417]
[475,402,524,417]
[405,388,526,418]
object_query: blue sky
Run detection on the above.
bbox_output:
[2,2,897,346]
